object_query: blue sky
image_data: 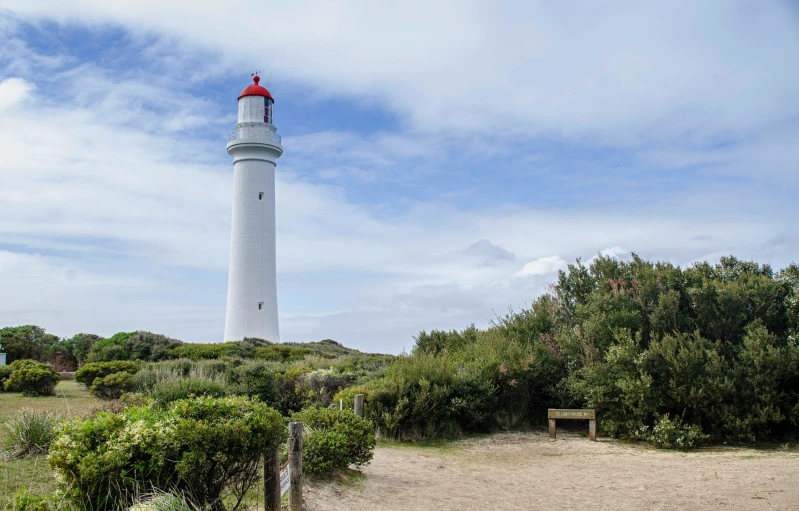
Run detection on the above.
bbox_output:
[1,1,798,352]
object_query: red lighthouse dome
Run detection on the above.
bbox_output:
[238,75,274,102]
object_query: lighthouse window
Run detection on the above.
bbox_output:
[258,192,264,200]
[258,302,264,311]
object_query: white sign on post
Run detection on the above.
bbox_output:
[280,467,290,496]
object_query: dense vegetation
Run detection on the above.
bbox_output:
[382,255,799,445]
[1,254,796,508]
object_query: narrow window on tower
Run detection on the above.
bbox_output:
[258,302,264,311]
[258,192,264,200]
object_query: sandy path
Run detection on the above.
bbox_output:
[303,432,799,511]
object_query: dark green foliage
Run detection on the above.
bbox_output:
[148,377,228,407]
[225,361,277,405]
[292,407,375,475]
[413,324,479,355]
[4,360,60,396]
[75,361,139,388]
[168,342,231,360]
[86,331,183,363]
[89,371,136,400]
[378,255,799,447]
[0,326,59,364]
[85,332,135,362]
[49,396,286,511]
[66,333,103,367]
[127,332,184,362]
[254,345,312,362]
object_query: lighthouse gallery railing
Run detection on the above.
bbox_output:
[228,125,282,144]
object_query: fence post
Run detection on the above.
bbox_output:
[288,421,303,511]
[548,418,556,440]
[354,393,364,418]
[589,418,597,441]
[263,449,280,511]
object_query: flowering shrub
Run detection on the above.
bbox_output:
[636,414,709,450]
[49,396,285,511]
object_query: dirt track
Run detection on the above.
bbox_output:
[304,431,799,511]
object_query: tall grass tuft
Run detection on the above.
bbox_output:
[128,490,201,511]
[2,408,62,459]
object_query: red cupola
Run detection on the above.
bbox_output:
[238,75,274,102]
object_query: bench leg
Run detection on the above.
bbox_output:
[549,419,556,440]
[589,419,596,441]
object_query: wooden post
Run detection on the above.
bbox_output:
[354,393,364,418]
[288,421,303,511]
[263,449,280,511]
[589,419,597,441]
[549,418,556,440]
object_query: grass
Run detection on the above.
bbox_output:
[0,381,98,426]
[0,381,99,508]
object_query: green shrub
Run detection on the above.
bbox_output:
[4,360,60,396]
[2,408,62,459]
[90,371,136,400]
[49,396,286,511]
[225,361,277,405]
[85,331,136,363]
[148,376,227,407]
[292,407,375,475]
[75,361,139,388]
[637,414,709,450]
[368,353,463,440]
[271,367,311,416]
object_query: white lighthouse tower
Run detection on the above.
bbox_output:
[224,74,282,342]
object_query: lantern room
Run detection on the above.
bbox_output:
[237,75,274,124]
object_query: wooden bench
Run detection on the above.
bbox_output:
[548,409,596,441]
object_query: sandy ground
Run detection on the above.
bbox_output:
[303,432,799,511]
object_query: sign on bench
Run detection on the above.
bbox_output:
[548,409,597,441]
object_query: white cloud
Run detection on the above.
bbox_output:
[4,1,798,148]
[518,256,567,277]
[0,77,33,110]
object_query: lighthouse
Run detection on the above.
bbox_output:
[223,74,282,342]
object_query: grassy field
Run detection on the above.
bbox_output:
[0,381,99,508]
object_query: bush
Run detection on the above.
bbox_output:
[148,377,227,407]
[90,371,137,400]
[368,353,464,441]
[292,407,375,475]
[225,361,277,405]
[75,361,139,388]
[49,396,286,511]
[637,414,709,450]
[4,360,60,396]
[2,408,62,459]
